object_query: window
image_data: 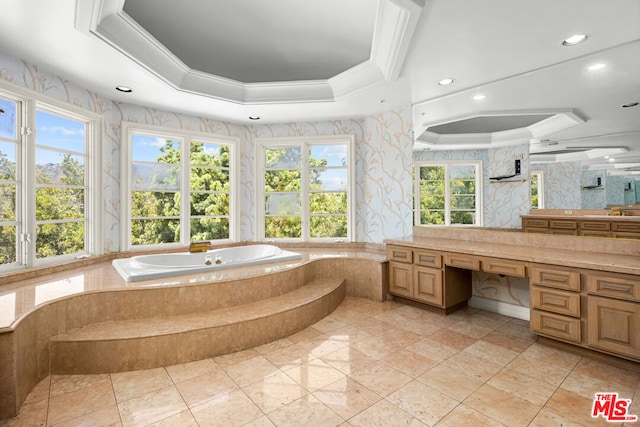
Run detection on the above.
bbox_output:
[415,161,482,226]
[531,170,544,209]
[256,136,354,241]
[122,123,237,249]
[0,85,101,271]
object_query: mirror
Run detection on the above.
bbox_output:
[531,163,639,210]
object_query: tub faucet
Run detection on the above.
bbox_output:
[190,241,210,253]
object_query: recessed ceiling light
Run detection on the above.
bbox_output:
[473,94,486,101]
[622,102,639,108]
[562,34,588,46]
[587,63,606,71]
[115,86,133,93]
[604,155,610,159]
[249,116,260,120]
[609,158,615,162]
[438,78,455,86]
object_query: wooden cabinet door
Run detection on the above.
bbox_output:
[388,261,412,298]
[588,296,640,359]
[413,266,443,306]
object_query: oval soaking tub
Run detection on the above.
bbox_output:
[112,244,302,282]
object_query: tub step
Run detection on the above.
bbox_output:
[49,278,345,374]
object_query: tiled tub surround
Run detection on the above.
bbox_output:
[0,247,387,420]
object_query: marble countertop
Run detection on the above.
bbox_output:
[385,235,640,276]
[522,214,640,221]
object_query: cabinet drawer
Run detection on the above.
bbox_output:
[445,253,480,270]
[524,227,549,234]
[588,296,640,359]
[530,265,580,292]
[613,232,640,240]
[587,273,640,302]
[578,230,612,238]
[524,218,549,228]
[550,229,578,236]
[481,257,527,277]
[414,249,442,268]
[613,222,640,233]
[579,221,610,231]
[387,246,412,263]
[530,309,581,343]
[549,220,578,230]
[531,286,580,317]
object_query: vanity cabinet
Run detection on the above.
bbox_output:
[530,264,582,344]
[387,245,470,312]
[612,222,640,240]
[523,215,640,239]
[586,271,640,359]
[530,265,640,361]
[388,246,444,304]
[523,217,578,235]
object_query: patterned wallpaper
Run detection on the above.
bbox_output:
[485,144,530,228]
[531,161,581,209]
[0,52,413,249]
[581,169,607,209]
[606,175,626,206]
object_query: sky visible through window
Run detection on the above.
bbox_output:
[132,134,177,162]
[35,110,85,163]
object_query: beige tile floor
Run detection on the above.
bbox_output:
[3,297,640,427]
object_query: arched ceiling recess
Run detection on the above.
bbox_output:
[76,0,425,105]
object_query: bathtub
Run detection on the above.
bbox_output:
[112,244,302,282]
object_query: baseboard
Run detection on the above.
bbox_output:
[468,296,530,321]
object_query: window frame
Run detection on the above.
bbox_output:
[255,135,355,242]
[531,170,545,209]
[414,160,483,227]
[121,122,239,251]
[0,81,102,271]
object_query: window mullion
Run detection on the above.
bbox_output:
[181,138,190,245]
[301,142,310,241]
[444,164,451,226]
[22,99,36,267]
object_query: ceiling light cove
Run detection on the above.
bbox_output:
[562,34,589,46]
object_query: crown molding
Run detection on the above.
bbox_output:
[76,0,423,105]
